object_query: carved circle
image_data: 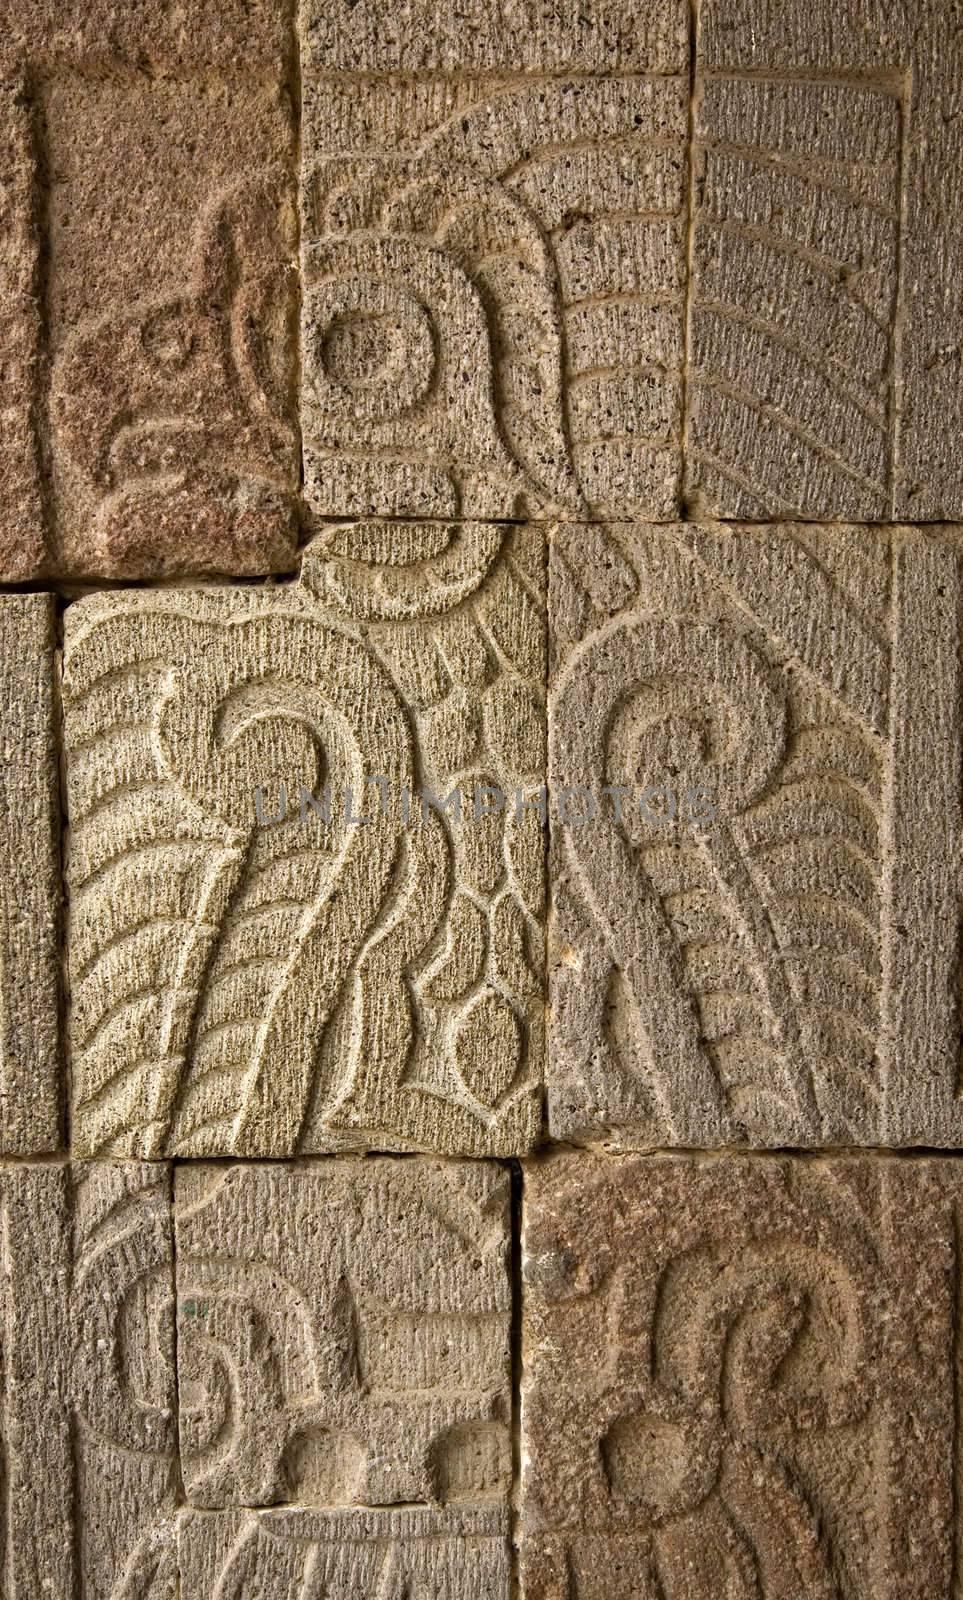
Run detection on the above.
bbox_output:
[308,276,435,422]
[141,303,196,372]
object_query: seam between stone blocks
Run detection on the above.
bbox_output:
[678,0,700,517]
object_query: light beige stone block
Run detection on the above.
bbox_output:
[64,524,544,1158]
[0,2,297,581]
[549,521,963,1147]
[521,1153,963,1600]
[0,594,61,1152]
[178,1505,510,1597]
[688,0,963,520]
[301,75,688,521]
[175,1160,511,1510]
[300,0,687,73]
[0,1161,177,1599]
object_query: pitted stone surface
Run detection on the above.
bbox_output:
[521,1152,963,1600]
[0,595,61,1152]
[0,3,297,581]
[301,0,687,72]
[63,524,544,1159]
[0,0,292,68]
[178,1505,510,1597]
[301,76,688,521]
[0,1161,177,1599]
[549,521,963,1148]
[174,1160,511,1510]
[687,0,963,520]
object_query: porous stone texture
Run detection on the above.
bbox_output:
[0,1,298,581]
[0,594,61,1152]
[177,1505,510,1596]
[301,0,687,71]
[174,1160,511,1510]
[549,520,963,1148]
[0,1161,177,1598]
[63,523,544,1159]
[688,0,963,521]
[301,74,688,521]
[521,1152,963,1600]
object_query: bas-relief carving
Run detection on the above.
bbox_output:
[301,78,689,522]
[64,523,544,1158]
[550,522,963,1148]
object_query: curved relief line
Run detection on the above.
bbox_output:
[329,814,455,1132]
[701,137,899,218]
[702,828,821,1133]
[213,1517,270,1600]
[553,617,796,1140]
[73,916,196,986]
[693,371,884,496]
[685,446,794,516]
[73,1261,174,1454]
[151,843,251,1156]
[563,820,726,1142]
[74,989,158,1056]
[696,295,888,431]
[74,1182,167,1285]
[675,530,889,738]
[232,821,407,1157]
[421,79,683,176]
[300,524,505,622]
[107,1519,179,1600]
[701,214,892,326]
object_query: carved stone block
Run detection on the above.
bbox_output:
[64,524,544,1158]
[178,1505,510,1597]
[0,5,297,580]
[175,1160,511,1511]
[301,0,687,71]
[0,594,61,1152]
[1,0,292,69]
[688,0,963,520]
[521,1153,963,1600]
[301,75,688,521]
[549,521,963,1147]
[0,1161,177,1598]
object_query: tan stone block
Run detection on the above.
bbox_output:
[687,0,963,520]
[0,1161,177,1598]
[0,594,61,1152]
[178,1505,510,1596]
[549,521,963,1147]
[0,7,297,581]
[521,1153,963,1600]
[175,1160,511,1510]
[63,524,544,1158]
[1,0,291,70]
[301,0,687,73]
[301,75,688,521]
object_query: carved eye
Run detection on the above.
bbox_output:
[307,276,436,424]
[141,306,195,372]
[320,310,407,390]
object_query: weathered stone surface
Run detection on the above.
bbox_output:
[0,595,60,1152]
[64,523,544,1159]
[301,0,687,72]
[0,0,292,69]
[0,5,297,581]
[178,1505,510,1596]
[687,0,963,520]
[549,521,963,1148]
[301,76,688,521]
[0,1161,177,1598]
[175,1160,511,1510]
[521,1152,963,1600]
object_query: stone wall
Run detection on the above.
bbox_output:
[0,0,962,1594]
